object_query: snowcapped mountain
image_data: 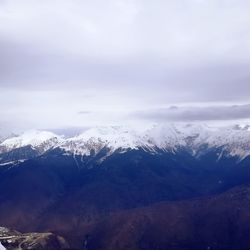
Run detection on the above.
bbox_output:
[58,124,221,156]
[0,130,62,153]
[0,131,63,165]
[1,124,250,164]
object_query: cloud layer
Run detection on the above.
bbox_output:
[1,0,250,129]
[134,104,250,122]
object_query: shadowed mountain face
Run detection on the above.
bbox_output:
[1,147,250,249]
[82,184,250,250]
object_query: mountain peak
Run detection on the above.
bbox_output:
[0,130,62,151]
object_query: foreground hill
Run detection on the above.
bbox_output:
[88,184,250,250]
[1,184,249,250]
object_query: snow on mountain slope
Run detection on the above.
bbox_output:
[144,124,210,149]
[0,130,62,153]
[205,126,250,159]
[59,124,250,159]
[1,124,250,161]
[59,126,149,156]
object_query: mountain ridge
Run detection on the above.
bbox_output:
[1,124,250,165]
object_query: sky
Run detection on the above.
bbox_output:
[1,0,250,132]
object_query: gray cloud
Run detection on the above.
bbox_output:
[134,104,250,122]
[1,0,250,129]
[1,41,250,103]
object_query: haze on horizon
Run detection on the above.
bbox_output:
[1,0,250,132]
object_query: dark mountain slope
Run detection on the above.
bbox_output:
[0,149,250,249]
[49,184,250,250]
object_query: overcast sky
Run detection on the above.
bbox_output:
[1,0,250,131]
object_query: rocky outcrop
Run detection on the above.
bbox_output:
[0,227,69,250]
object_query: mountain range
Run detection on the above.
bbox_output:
[1,124,250,165]
[1,123,250,249]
